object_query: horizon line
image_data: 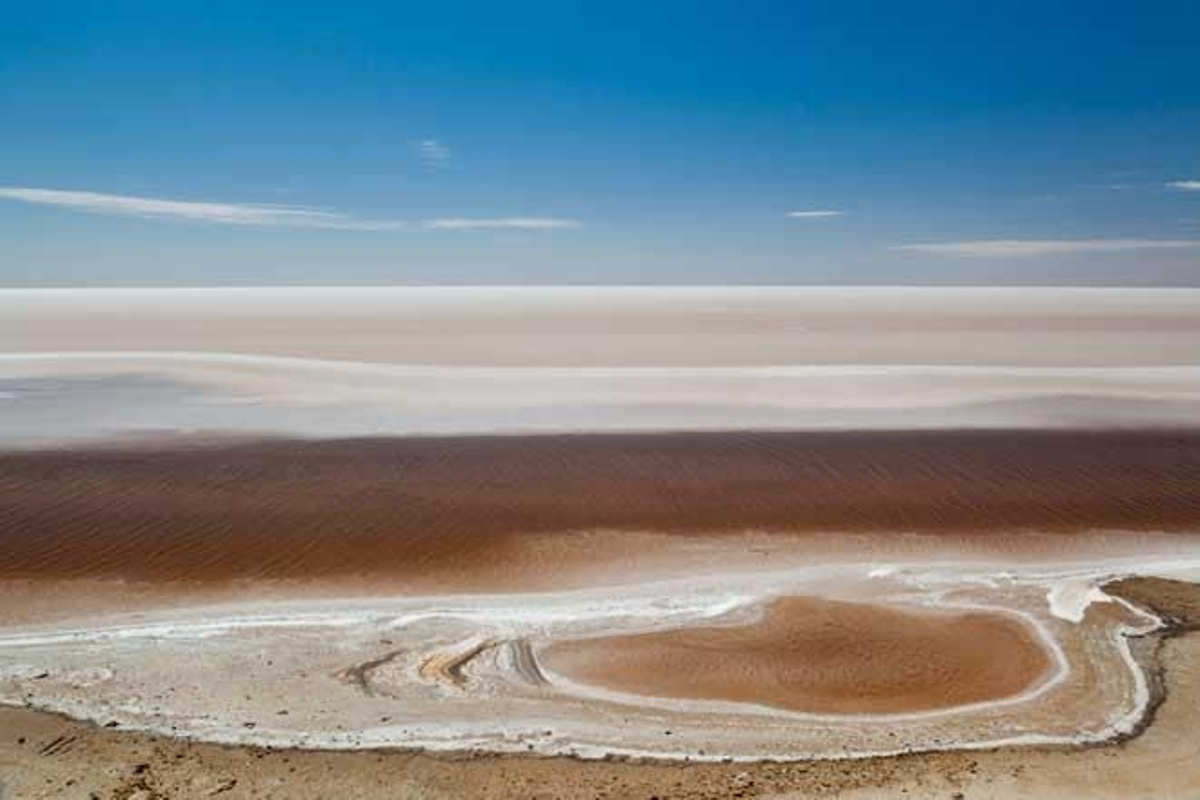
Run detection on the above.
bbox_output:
[1,284,1198,292]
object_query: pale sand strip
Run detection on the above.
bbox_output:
[3,286,1199,367]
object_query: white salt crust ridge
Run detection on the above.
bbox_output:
[0,595,1160,762]
[1,555,1196,761]
[1048,580,1116,623]
[7,350,1200,378]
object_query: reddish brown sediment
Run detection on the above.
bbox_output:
[1,428,1199,585]
[539,596,1053,715]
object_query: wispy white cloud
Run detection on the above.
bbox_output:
[1168,180,1200,191]
[786,210,843,219]
[0,186,406,230]
[891,238,1200,258]
[0,186,584,235]
[413,139,452,170]
[421,217,582,231]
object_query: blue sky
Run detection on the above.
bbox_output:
[3,1,1200,285]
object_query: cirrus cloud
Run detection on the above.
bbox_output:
[786,210,843,219]
[421,217,582,231]
[0,186,407,231]
[413,139,453,170]
[1168,180,1200,191]
[0,186,583,235]
[890,238,1200,258]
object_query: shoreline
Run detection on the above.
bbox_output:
[0,557,1187,763]
[1,576,1197,799]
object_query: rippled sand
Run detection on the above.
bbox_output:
[2,430,1200,586]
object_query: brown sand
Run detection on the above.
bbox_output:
[539,596,1053,714]
[2,429,1200,586]
[0,577,1197,800]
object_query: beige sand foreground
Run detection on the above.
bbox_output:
[0,577,1196,800]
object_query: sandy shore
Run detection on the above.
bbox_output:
[0,576,1196,800]
[0,546,1186,761]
